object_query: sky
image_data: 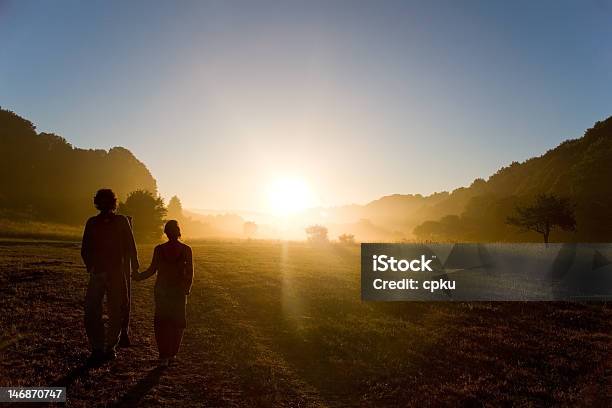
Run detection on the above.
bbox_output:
[1,0,611,213]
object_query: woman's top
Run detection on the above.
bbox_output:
[140,240,194,298]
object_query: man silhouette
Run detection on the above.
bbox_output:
[81,189,139,365]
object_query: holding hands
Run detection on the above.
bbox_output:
[131,269,144,281]
[132,267,154,281]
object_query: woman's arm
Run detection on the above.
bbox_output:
[133,246,160,281]
[184,246,194,295]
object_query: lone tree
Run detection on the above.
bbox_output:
[338,233,355,245]
[506,193,576,244]
[305,225,328,243]
[166,195,184,221]
[119,190,167,242]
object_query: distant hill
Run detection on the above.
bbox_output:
[305,116,612,242]
[0,108,157,225]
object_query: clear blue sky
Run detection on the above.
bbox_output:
[1,0,611,212]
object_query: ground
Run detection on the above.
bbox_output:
[0,239,610,407]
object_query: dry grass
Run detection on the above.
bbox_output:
[0,218,82,241]
[0,240,610,407]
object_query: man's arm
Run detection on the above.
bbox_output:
[123,216,139,272]
[81,218,94,272]
[184,246,194,295]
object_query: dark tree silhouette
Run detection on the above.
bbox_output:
[118,190,167,242]
[0,108,157,224]
[506,194,576,244]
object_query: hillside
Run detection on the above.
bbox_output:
[414,116,612,242]
[0,108,157,225]
[308,116,612,242]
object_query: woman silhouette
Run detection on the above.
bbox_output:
[133,220,193,366]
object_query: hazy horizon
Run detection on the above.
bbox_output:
[2,0,612,213]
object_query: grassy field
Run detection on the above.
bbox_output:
[0,240,610,407]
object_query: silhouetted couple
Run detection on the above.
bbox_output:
[81,189,193,367]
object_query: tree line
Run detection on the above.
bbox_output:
[0,108,157,225]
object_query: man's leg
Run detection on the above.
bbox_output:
[105,279,126,355]
[84,272,106,355]
[119,271,131,347]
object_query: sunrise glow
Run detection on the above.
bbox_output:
[266,177,317,216]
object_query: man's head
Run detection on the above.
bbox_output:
[94,189,117,213]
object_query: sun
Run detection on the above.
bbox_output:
[267,177,317,216]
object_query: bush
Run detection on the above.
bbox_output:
[118,190,167,242]
[338,233,355,245]
[305,225,328,243]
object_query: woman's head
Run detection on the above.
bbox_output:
[164,220,181,240]
[94,189,117,212]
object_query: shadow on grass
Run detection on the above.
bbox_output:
[112,366,166,407]
[51,364,91,387]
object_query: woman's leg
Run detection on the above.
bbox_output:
[154,318,163,358]
[155,319,172,359]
